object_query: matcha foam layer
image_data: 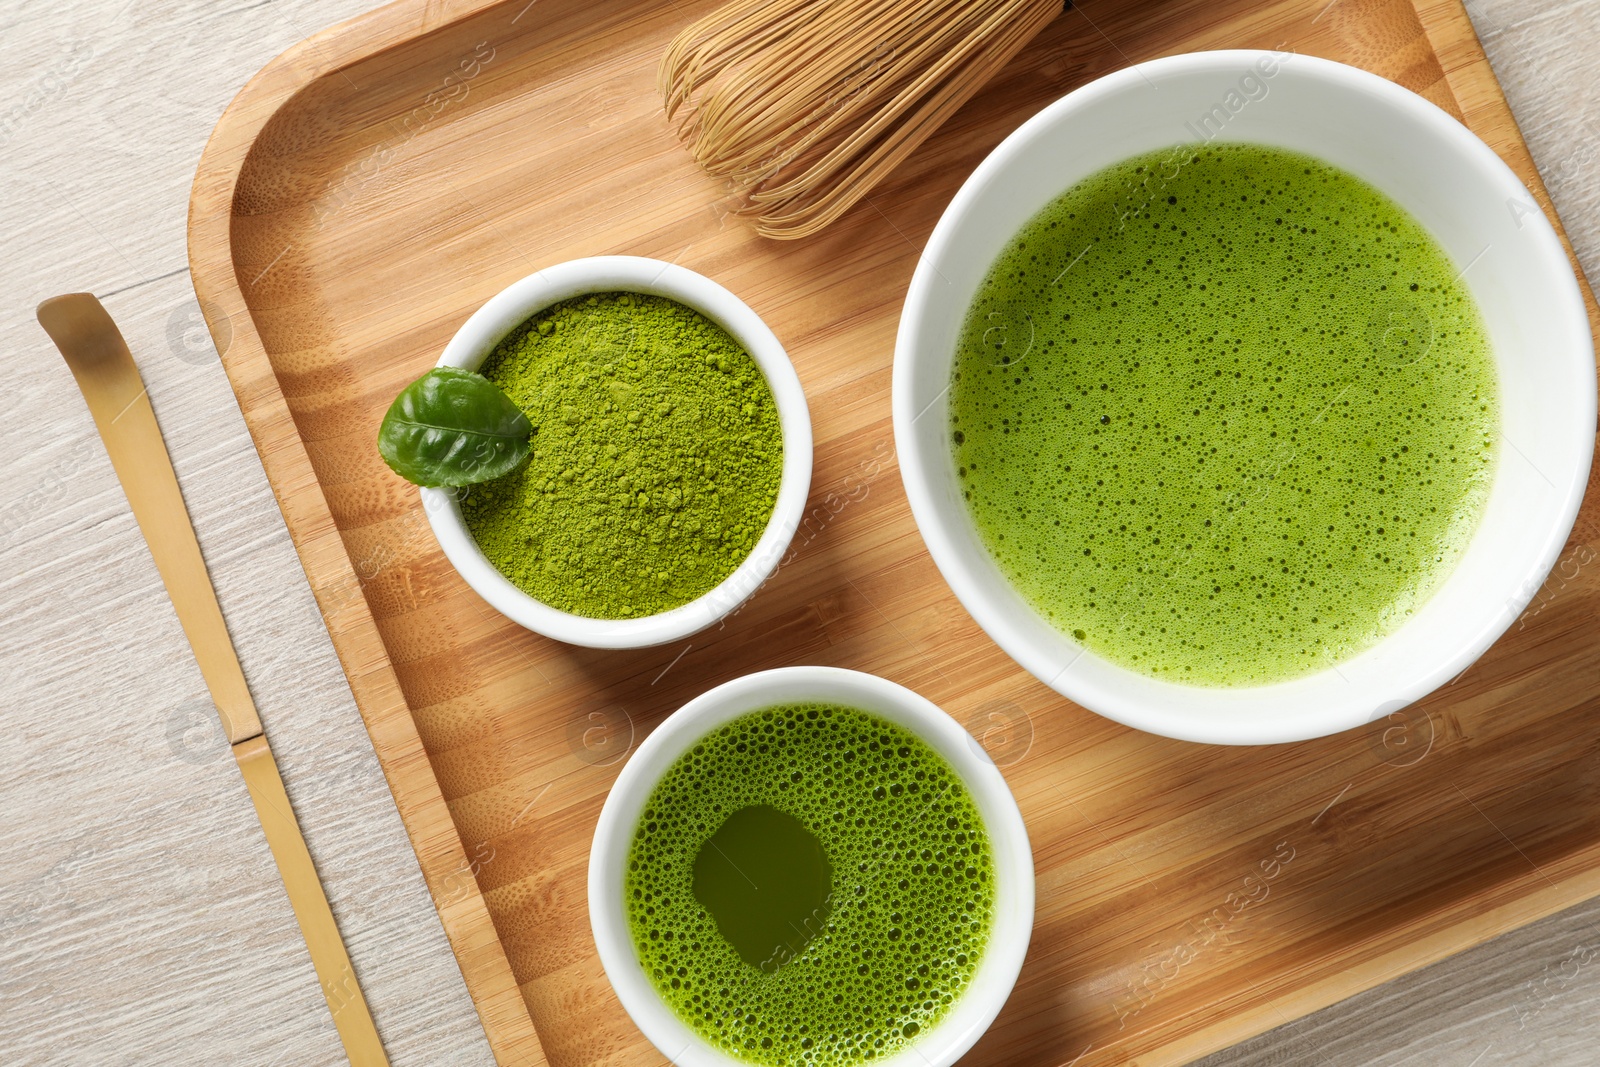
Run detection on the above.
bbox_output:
[950,143,1498,686]
[626,704,994,1066]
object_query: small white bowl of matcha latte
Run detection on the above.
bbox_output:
[894,51,1595,744]
[588,667,1035,1067]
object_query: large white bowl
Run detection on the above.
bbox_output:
[893,51,1595,744]
[423,255,813,649]
[588,667,1035,1067]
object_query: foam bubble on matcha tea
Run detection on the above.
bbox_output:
[949,143,1497,685]
[626,704,995,1066]
[462,292,782,619]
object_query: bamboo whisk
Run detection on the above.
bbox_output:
[661,0,1063,240]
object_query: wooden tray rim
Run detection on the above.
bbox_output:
[187,2,550,1064]
[185,1,1600,1064]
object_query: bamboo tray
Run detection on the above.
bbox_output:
[188,0,1600,1064]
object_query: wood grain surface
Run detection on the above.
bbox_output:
[2,2,497,1064]
[5,1,1600,1066]
[184,0,1600,1065]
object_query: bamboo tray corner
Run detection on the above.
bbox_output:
[189,1,1600,1064]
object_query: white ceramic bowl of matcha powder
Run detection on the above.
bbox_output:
[423,255,813,649]
[894,51,1595,744]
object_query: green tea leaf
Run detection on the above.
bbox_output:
[377,366,532,487]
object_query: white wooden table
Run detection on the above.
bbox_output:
[2,1,1596,1064]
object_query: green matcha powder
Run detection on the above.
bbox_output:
[463,292,783,619]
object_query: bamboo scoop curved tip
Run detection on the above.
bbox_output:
[39,293,116,363]
[39,291,261,741]
[38,293,390,1067]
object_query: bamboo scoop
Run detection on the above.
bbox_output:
[661,0,1065,239]
[37,293,388,1067]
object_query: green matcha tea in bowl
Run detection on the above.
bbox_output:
[379,256,813,649]
[588,667,1034,1067]
[894,52,1596,743]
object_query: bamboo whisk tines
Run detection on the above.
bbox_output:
[661,0,1063,240]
